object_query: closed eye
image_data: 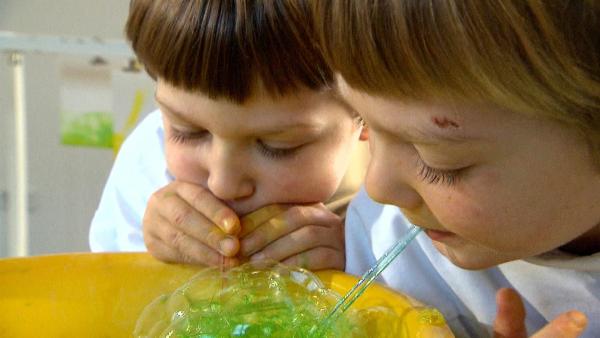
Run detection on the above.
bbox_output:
[257,140,301,159]
[416,157,464,186]
[168,127,209,144]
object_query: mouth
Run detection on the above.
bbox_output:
[222,200,256,218]
[402,213,457,242]
[424,229,456,242]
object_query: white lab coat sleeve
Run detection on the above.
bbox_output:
[89,110,170,252]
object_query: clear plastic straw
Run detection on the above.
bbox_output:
[313,225,422,336]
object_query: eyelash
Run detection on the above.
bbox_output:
[416,158,461,186]
[257,141,298,159]
[168,129,207,144]
[169,128,298,159]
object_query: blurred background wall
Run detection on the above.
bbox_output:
[0,0,155,256]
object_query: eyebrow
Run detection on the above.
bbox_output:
[409,126,474,144]
[155,94,194,123]
[154,93,325,135]
[369,118,475,144]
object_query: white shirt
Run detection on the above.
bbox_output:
[89,110,171,251]
[345,187,600,338]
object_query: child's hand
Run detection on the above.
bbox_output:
[142,181,241,267]
[494,288,588,338]
[238,203,345,271]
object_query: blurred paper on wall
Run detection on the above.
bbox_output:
[59,56,113,148]
[59,56,155,154]
[111,62,155,156]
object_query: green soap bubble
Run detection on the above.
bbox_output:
[134,262,410,338]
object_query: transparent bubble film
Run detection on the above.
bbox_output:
[134,262,445,337]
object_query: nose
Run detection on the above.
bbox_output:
[206,142,254,202]
[364,145,423,210]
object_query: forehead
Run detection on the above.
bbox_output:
[156,81,354,133]
[339,82,520,144]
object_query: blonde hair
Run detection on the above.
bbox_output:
[316,0,600,164]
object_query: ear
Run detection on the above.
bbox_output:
[359,125,369,141]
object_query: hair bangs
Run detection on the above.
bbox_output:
[127,0,333,103]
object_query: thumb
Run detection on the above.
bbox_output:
[530,311,587,338]
[494,288,527,338]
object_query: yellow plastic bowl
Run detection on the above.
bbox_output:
[0,253,452,337]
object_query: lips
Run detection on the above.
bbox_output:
[402,213,456,242]
[424,229,455,241]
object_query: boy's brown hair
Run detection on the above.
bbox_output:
[126,0,332,103]
[316,0,600,165]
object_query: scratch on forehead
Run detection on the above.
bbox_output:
[432,116,460,129]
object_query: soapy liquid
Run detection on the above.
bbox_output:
[134,262,445,337]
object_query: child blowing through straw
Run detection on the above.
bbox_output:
[90,0,369,271]
[316,0,599,337]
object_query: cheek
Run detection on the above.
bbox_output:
[164,145,206,183]
[266,148,351,204]
[425,171,506,239]
[270,163,342,204]
[270,131,359,204]
[277,179,336,203]
[423,169,547,253]
[429,191,490,234]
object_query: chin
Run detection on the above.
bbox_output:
[435,242,505,270]
[449,258,497,271]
